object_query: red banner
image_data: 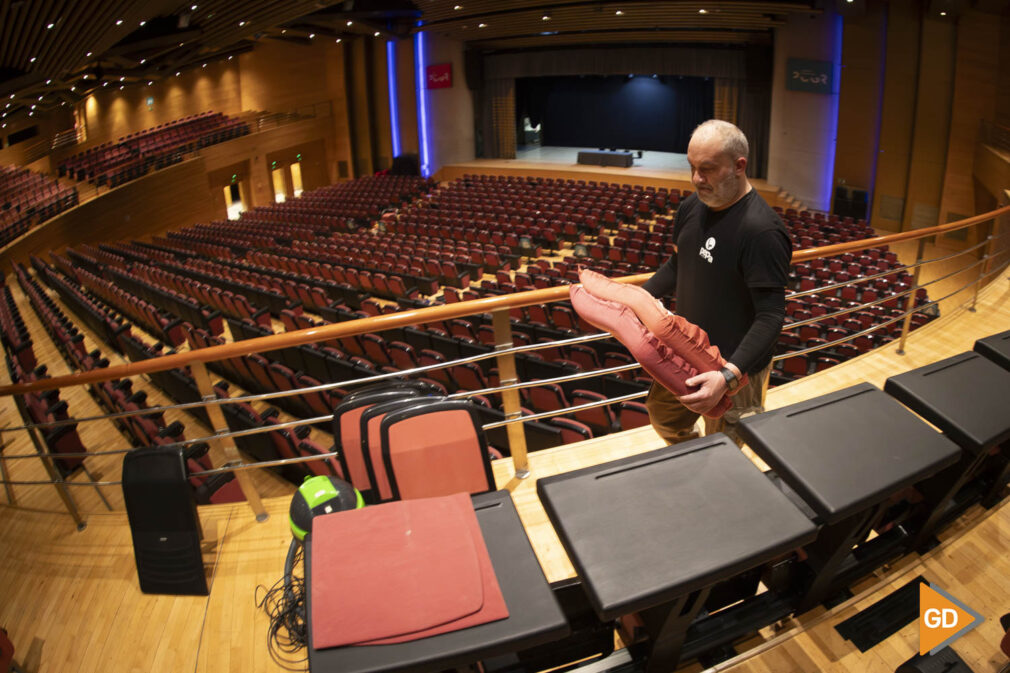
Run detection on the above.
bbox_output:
[426,63,452,89]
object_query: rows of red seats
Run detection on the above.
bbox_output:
[0,165,78,246]
[58,112,250,187]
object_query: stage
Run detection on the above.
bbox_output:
[437,145,790,210]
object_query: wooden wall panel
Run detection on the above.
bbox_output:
[371,39,393,171]
[938,10,1000,232]
[80,62,243,147]
[200,117,335,208]
[396,38,419,157]
[871,0,920,232]
[0,158,217,266]
[238,40,332,114]
[323,40,353,183]
[833,2,886,211]
[347,36,375,177]
[902,18,955,232]
[998,13,1010,128]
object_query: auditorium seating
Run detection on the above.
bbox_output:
[57,112,250,187]
[0,165,78,246]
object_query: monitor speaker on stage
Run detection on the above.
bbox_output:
[122,446,208,596]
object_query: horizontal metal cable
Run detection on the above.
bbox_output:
[771,262,988,362]
[447,361,642,399]
[786,234,994,300]
[482,390,649,429]
[782,252,984,332]
[189,452,340,478]
[0,331,616,434]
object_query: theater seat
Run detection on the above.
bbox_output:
[379,400,495,501]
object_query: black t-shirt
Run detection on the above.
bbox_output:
[642,189,791,373]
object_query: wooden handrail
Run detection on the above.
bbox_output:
[1,204,1006,397]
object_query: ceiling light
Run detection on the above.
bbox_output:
[175,72,181,76]
[46,79,52,85]
[37,95,42,100]
[116,19,123,25]
[28,112,33,116]
[373,31,380,36]
[1,124,5,128]
[147,81,153,86]
[86,52,92,57]
[70,86,75,91]
[191,4,197,10]
[103,82,108,86]
[281,29,287,33]
[309,33,315,38]
[31,105,36,109]
[478,22,487,27]
[346,20,353,26]
[29,57,36,63]
[140,59,146,64]
[228,55,233,60]
[542,13,551,20]
[9,94,13,99]
[335,38,342,43]
[698,8,707,13]
[46,22,55,29]
[120,76,125,81]
[179,42,184,47]
[239,21,246,27]
[940,9,946,14]
[615,9,624,15]
[119,85,124,90]
[453,4,462,9]
[140,20,145,26]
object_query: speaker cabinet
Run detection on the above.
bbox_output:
[122,447,208,595]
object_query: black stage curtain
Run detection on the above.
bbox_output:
[517,75,714,154]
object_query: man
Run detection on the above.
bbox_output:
[642,120,791,445]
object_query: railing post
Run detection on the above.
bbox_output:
[190,361,268,521]
[969,224,994,313]
[13,396,86,530]
[0,427,17,506]
[492,309,530,478]
[896,238,927,356]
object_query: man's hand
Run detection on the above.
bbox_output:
[678,369,729,415]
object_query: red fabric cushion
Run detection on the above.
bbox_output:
[310,493,507,649]
[570,285,732,419]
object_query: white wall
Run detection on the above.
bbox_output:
[418,33,475,175]
[767,10,843,212]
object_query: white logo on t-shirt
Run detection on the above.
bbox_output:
[699,237,715,263]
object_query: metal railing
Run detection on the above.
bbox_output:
[0,204,1007,526]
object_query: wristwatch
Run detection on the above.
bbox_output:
[719,366,740,392]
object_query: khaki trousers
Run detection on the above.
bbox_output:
[645,362,772,446]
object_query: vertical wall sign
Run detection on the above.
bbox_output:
[426,63,452,89]
[786,58,833,94]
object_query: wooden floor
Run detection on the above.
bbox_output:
[1,270,1008,672]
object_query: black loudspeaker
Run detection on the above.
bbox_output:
[122,447,208,596]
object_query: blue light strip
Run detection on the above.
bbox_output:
[822,12,843,212]
[414,29,431,177]
[386,40,401,158]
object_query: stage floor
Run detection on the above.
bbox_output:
[516,145,692,173]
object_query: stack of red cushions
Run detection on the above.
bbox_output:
[570,269,746,419]
[310,492,508,649]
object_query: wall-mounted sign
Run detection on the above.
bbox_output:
[786,58,833,94]
[426,63,452,89]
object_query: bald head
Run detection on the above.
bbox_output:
[690,120,749,164]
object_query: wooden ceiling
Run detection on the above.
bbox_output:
[1,0,818,124]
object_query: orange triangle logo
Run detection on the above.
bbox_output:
[919,583,984,655]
